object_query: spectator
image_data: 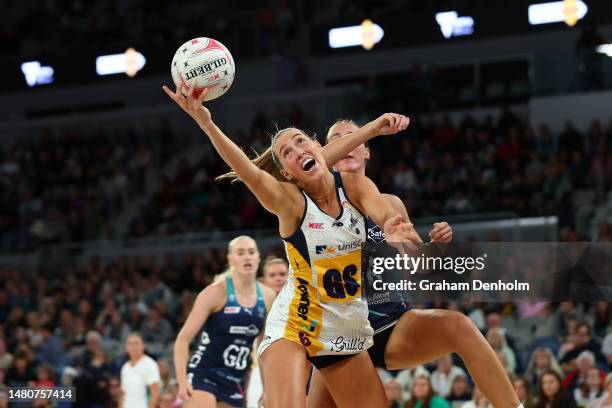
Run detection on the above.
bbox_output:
[525,348,564,389]
[431,354,467,398]
[574,367,605,407]
[157,357,177,395]
[33,364,55,387]
[560,323,607,367]
[587,373,612,408]
[512,377,536,408]
[6,352,35,386]
[405,375,451,408]
[602,330,612,368]
[139,308,173,345]
[460,386,491,408]
[0,338,13,371]
[396,365,430,401]
[486,327,517,374]
[119,333,160,408]
[447,375,472,406]
[563,351,607,393]
[536,370,578,408]
[383,377,403,408]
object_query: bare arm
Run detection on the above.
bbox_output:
[147,383,159,408]
[322,113,410,168]
[162,85,296,217]
[173,283,225,392]
[342,173,416,242]
[383,193,423,243]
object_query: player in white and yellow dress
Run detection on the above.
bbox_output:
[164,81,413,408]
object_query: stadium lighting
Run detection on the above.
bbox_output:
[96,48,146,77]
[528,0,588,26]
[435,11,474,39]
[20,61,54,87]
[328,19,384,50]
[596,44,612,57]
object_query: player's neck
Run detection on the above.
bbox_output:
[303,171,336,205]
[129,353,144,364]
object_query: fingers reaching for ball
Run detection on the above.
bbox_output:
[162,83,212,128]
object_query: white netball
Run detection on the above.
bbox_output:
[171,37,235,101]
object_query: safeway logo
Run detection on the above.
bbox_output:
[309,223,324,229]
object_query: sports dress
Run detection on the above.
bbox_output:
[187,276,266,407]
[363,218,412,368]
[258,171,374,369]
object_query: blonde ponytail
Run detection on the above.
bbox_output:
[215,146,285,183]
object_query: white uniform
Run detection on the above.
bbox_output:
[258,172,373,358]
[120,355,160,408]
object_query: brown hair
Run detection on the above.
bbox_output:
[215,127,316,183]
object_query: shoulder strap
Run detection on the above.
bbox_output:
[226,275,236,304]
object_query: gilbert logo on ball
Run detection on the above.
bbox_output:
[171,37,235,101]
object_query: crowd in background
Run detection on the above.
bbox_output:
[0,120,176,253]
[0,251,609,407]
[128,106,612,242]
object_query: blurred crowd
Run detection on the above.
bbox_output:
[128,106,612,241]
[0,120,176,253]
[0,251,609,407]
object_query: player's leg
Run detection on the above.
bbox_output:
[384,309,519,408]
[307,369,337,408]
[182,390,218,408]
[260,339,310,408]
[318,352,386,408]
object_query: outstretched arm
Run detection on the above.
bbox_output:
[162,85,292,216]
[343,172,419,242]
[322,114,410,168]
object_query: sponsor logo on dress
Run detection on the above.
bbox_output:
[367,224,386,244]
[224,306,241,314]
[296,277,310,320]
[330,336,367,352]
[315,245,336,255]
[299,331,312,347]
[309,222,324,229]
[229,324,260,336]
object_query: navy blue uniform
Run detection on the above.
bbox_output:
[187,277,266,407]
[365,218,413,368]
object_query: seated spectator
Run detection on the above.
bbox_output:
[487,327,517,374]
[33,364,55,387]
[447,375,472,406]
[431,354,467,398]
[563,351,607,394]
[573,367,605,407]
[460,386,491,408]
[525,347,564,389]
[157,357,177,395]
[383,377,403,408]
[0,339,13,371]
[6,352,35,386]
[405,374,451,408]
[602,330,612,368]
[560,323,607,368]
[536,370,578,408]
[396,365,430,401]
[587,373,612,408]
[139,308,173,345]
[512,377,536,408]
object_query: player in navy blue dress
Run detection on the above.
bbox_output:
[173,236,275,408]
[307,120,522,408]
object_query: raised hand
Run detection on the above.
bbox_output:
[162,84,212,129]
[367,113,410,136]
[429,221,453,243]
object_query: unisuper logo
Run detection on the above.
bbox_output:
[316,245,336,255]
